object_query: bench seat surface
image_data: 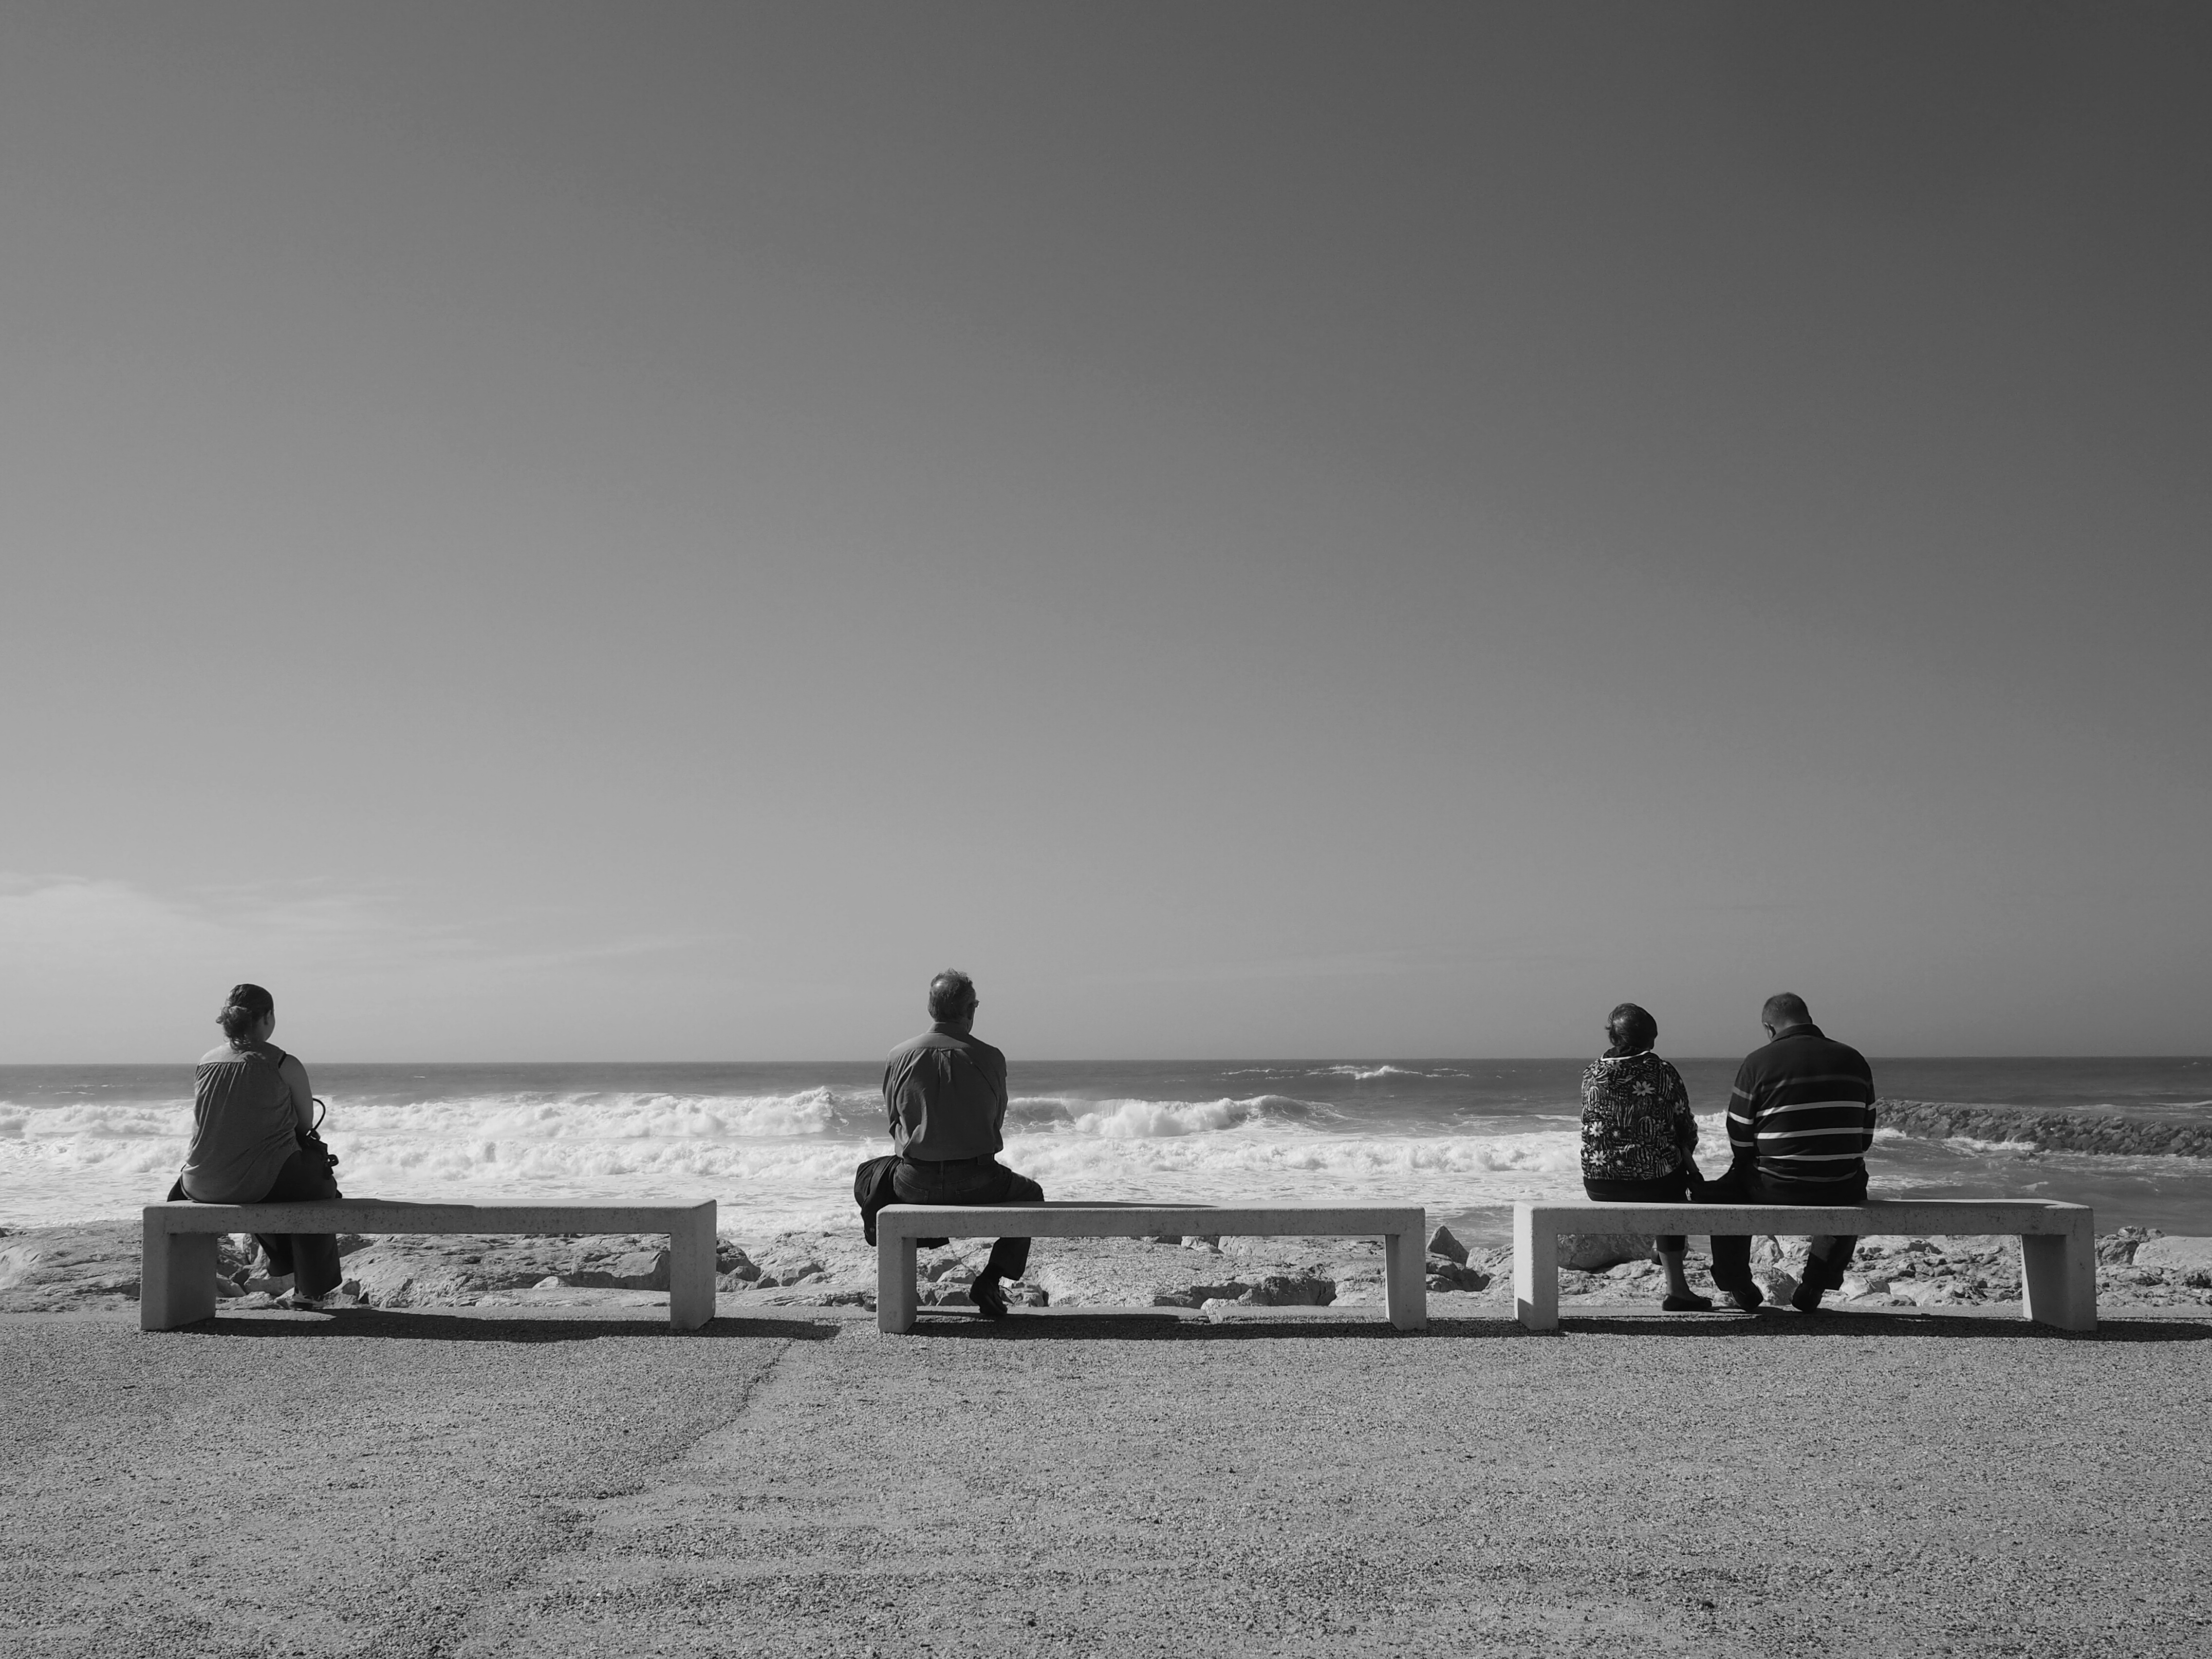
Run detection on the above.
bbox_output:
[1519,1198,2091,1235]
[145,1200,713,1234]
[874,1201,1423,1238]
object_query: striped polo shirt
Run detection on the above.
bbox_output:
[1725,1025,1877,1187]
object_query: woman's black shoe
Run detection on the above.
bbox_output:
[1661,1291,1714,1312]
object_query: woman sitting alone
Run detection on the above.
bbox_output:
[172,983,344,1308]
[1580,1001,1710,1312]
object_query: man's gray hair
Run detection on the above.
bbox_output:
[928,969,978,1021]
[1762,991,1812,1029]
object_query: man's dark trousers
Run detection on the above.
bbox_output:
[1697,1162,1867,1291]
[890,1155,1044,1282]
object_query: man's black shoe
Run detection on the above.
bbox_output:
[1713,1278,1764,1312]
[1790,1279,1826,1314]
[969,1276,1010,1320]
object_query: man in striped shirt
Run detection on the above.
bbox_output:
[1698,992,1878,1313]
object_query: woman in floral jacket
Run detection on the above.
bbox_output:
[1581,1002,1709,1311]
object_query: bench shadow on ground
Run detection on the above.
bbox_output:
[901,1309,2212,1343]
[175,1310,840,1343]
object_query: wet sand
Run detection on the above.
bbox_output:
[4,1299,2210,1658]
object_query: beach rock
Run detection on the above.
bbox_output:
[1752,1268,1799,1304]
[715,1241,759,1280]
[1558,1233,1649,1272]
[2133,1236,2212,1272]
[1425,1260,1491,1292]
[1009,1283,1049,1307]
[1427,1225,1468,1265]
[1153,1282,1252,1309]
[714,1270,757,1291]
[612,1249,671,1291]
[1180,1235,1222,1251]
[0,1224,147,1310]
[757,1259,827,1289]
[214,1275,246,1299]
[534,1275,567,1289]
[926,1257,972,1282]
[1240,1274,1335,1307]
[2098,1228,2159,1266]
[1841,1272,1893,1299]
[1749,1236,1785,1268]
[920,1284,972,1306]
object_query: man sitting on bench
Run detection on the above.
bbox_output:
[881,969,1044,1321]
[1697,992,1878,1313]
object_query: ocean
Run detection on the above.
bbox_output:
[4,1056,2208,1243]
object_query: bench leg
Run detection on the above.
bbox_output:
[1384,1225,1427,1331]
[2021,1226,2097,1333]
[1514,1205,1558,1332]
[141,1219,217,1332]
[667,1203,716,1331]
[876,1232,917,1334]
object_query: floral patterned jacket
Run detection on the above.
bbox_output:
[1579,1050,1697,1181]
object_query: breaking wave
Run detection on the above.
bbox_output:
[3,1079,2206,1233]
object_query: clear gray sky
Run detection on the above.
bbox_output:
[3,4,2207,1061]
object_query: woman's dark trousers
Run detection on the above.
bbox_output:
[1582,1173,1692,1254]
[1697,1163,1867,1291]
[890,1156,1044,1282]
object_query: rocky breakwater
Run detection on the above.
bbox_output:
[1877,1098,2212,1159]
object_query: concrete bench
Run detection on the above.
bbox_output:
[874,1201,1427,1334]
[1512,1198,2096,1332]
[141,1199,719,1331]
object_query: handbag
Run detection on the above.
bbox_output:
[297,1096,341,1172]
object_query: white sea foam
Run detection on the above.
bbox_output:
[0,1085,1590,1230]
[1941,1135,2043,1156]
[3,1087,2198,1235]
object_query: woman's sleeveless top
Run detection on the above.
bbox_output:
[180,1041,300,1203]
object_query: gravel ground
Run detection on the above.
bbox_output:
[3,1301,2210,1659]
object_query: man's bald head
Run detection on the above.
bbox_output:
[1761,991,1813,1031]
[928,969,978,1025]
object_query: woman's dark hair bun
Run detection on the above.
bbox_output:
[217,983,275,1042]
